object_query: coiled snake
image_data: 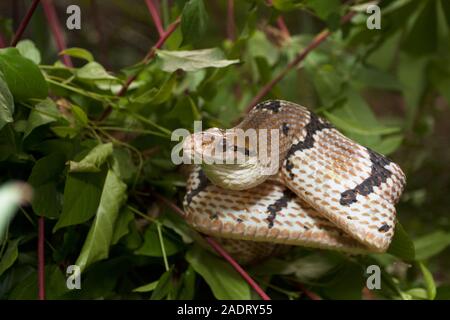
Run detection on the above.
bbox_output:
[183,100,406,264]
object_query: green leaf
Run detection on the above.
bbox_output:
[0,47,48,101]
[324,111,400,136]
[186,245,251,300]
[68,142,113,173]
[111,207,134,245]
[414,231,450,260]
[75,62,117,81]
[60,47,94,62]
[28,152,66,218]
[181,0,208,44]
[151,268,174,300]
[75,170,127,271]
[133,280,159,293]
[305,0,340,21]
[71,105,88,126]
[387,221,416,261]
[8,265,69,299]
[135,224,182,257]
[53,170,107,231]
[16,39,41,64]
[418,262,436,300]
[177,265,196,299]
[272,0,303,11]
[0,239,20,277]
[0,72,14,131]
[156,48,239,73]
[24,99,60,139]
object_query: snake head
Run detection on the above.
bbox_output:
[183,127,273,190]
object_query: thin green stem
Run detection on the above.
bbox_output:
[130,113,172,136]
[98,126,169,139]
[156,223,170,271]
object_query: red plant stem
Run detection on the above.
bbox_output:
[145,0,165,37]
[204,236,271,300]
[244,10,356,113]
[42,0,73,67]
[276,17,290,38]
[10,0,41,47]
[226,0,236,41]
[297,283,321,300]
[153,193,271,300]
[98,16,181,121]
[38,217,45,300]
[0,33,6,48]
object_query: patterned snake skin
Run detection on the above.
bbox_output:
[183,100,406,264]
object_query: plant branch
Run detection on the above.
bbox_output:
[152,193,271,300]
[245,10,356,113]
[145,0,165,37]
[42,0,73,67]
[226,0,236,41]
[10,0,41,47]
[98,16,181,122]
[38,217,45,300]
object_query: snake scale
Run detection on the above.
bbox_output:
[183,100,406,264]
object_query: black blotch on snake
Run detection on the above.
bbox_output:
[266,189,295,228]
[340,149,394,206]
[378,223,391,233]
[255,100,282,113]
[284,112,333,178]
[185,169,210,205]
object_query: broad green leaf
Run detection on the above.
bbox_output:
[414,231,450,260]
[250,253,341,281]
[135,224,182,257]
[111,207,134,245]
[397,53,428,128]
[181,0,208,44]
[324,111,400,136]
[60,47,94,62]
[28,152,66,218]
[323,263,364,300]
[151,268,174,300]
[24,99,60,139]
[186,245,251,300]
[387,221,415,261]
[272,0,303,11]
[111,148,137,183]
[76,170,127,271]
[133,280,159,293]
[75,61,117,81]
[16,40,41,64]
[0,72,14,131]
[53,169,107,231]
[0,182,31,239]
[156,48,239,73]
[0,239,20,277]
[177,265,196,299]
[419,262,436,300]
[71,105,88,126]
[68,142,113,173]
[8,265,69,299]
[305,0,340,21]
[0,48,47,101]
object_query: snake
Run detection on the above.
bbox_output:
[182,100,406,264]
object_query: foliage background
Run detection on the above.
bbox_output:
[0,0,449,300]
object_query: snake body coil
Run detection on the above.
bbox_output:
[183,100,406,263]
